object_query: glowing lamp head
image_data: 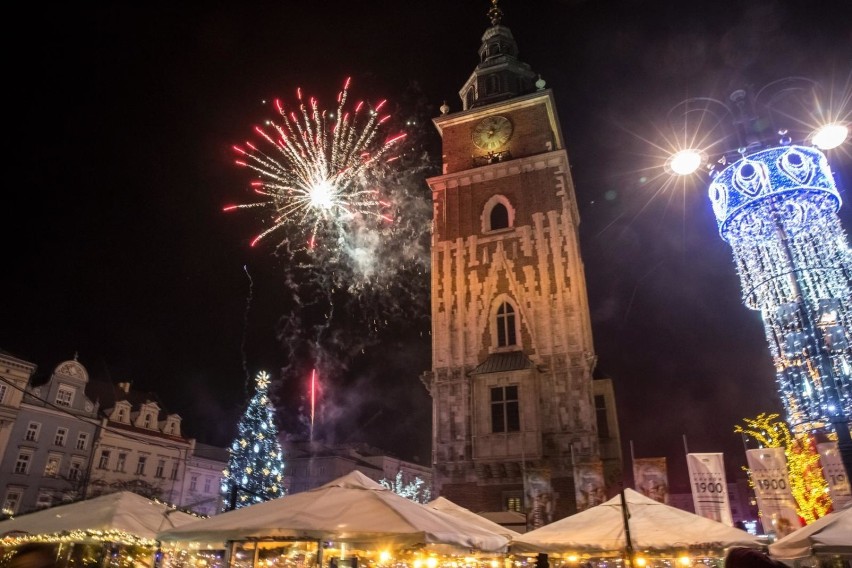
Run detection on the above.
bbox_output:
[379,551,392,564]
[309,180,335,210]
[668,149,703,175]
[678,556,692,566]
[811,123,848,150]
[635,558,647,567]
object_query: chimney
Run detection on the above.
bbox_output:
[117,382,131,394]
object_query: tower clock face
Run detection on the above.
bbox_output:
[472,115,513,151]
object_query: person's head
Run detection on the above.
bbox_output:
[8,542,56,568]
[725,547,786,568]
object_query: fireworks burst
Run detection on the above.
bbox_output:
[226,77,407,249]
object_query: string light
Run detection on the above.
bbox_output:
[735,413,832,523]
[221,371,287,509]
[711,145,852,436]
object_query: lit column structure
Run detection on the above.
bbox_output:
[668,83,852,478]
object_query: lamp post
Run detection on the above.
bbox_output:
[665,78,852,481]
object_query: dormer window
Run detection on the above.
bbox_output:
[117,407,128,423]
[55,386,75,407]
[143,413,153,429]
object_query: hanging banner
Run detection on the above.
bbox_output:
[745,448,801,538]
[633,457,669,503]
[574,462,607,511]
[816,442,852,509]
[524,468,555,530]
[686,453,734,525]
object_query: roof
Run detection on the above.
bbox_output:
[471,351,533,375]
[159,470,510,552]
[510,489,760,554]
[769,504,852,559]
[0,491,198,541]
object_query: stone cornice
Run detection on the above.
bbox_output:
[426,148,570,192]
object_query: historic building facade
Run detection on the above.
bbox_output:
[421,5,620,524]
[0,358,99,514]
[0,350,226,517]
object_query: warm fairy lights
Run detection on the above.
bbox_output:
[736,413,832,523]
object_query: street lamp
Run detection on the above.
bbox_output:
[664,77,852,481]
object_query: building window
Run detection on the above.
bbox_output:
[170,462,179,480]
[483,196,514,232]
[2,489,22,515]
[55,386,75,407]
[490,203,509,230]
[116,453,127,472]
[135,456,147,475]
[25,422,41,442]
[0,384,7,405]
[143,413,153,429]
[190,475,198,491]
[155,460,165,478]
[98,450,111,469]
[44,455,61,477]
[496,303,517,347]
[491,385,520,433]
[595,395,610,438]
[506,495,522,513]
[204,477,212,493]
[14,452,32,474]
[69,460,83,481]
[54,427,68,447]
[117,407,128,422]
[36,491,53,509]
[76,432,89,450]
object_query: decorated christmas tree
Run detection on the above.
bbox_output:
[221,371,286,509]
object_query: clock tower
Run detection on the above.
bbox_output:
[422,2,616,524]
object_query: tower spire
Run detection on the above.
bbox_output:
[457,0,538,110]
[488,0,503,26]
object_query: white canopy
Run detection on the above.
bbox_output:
[158,471,509,552]
[426,497,521,539]
[511,489,760,554]
[0,491,199,541]
[768,505,852,560]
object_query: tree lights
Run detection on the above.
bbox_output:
[665,78,852,481]
[221,371,287,510]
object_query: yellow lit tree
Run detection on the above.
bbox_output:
[735,412,832,524]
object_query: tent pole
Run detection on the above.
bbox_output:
[620,489,634,567]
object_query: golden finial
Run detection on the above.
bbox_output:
[488,0,503,26]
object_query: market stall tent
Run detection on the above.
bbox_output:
[426,497,521,539]
[510,489,760,555]
[768,504,852,561]
[0,491,198,540]
[158,470,509,552]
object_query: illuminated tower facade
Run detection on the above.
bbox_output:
[421,3,617,522]
[710,143,852,434]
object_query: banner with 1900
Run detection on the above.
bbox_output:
[745,448,801,538]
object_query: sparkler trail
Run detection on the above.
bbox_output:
[226,77,406,251]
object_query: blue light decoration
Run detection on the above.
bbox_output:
[709,143,852,435]
[221,371,286,509]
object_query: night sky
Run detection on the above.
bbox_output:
[3,1,851,490]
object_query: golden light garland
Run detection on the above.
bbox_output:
[735,412,832,523]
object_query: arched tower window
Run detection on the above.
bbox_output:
[482,195,515,233]
[496,302,517,347]
[490,203,509,230]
